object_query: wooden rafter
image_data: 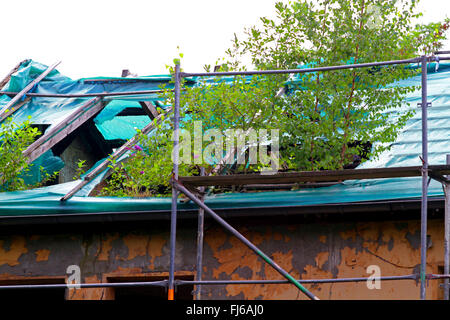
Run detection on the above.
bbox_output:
[0,61,61,122]
[60,107,172,201]
[24,97,108,163]
[139,101,159,119]
[179,165,450,187]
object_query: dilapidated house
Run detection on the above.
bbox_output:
[0,59,450,300]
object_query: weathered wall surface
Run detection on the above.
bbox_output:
[0,217,446,300]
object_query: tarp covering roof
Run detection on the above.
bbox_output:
[0,60,173,133]
[0,60,450,217]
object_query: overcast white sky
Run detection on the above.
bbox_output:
[0,0,449,79]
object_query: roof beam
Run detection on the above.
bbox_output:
[24,97,102,160]
[139,101,159,119]
[0,61,61,122]
[179,165,450,187]
[60,107,172,201]
[24,97,108,163]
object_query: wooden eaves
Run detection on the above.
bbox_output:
[178,165,450,188]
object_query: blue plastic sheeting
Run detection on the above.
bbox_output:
[94,100,142,124]
[0,61,189,145]
[0,60,173,129]
[1,61,450,216]
[96,116,151,141]
[2,60,70,92]
[21,150,65,186]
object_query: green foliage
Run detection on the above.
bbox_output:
[0,116,41,191]
[403,18,450,55]
[218,0,449,170]
[73,159,87,180]
[101,0,450,196]
[100,123,193,197]
[160,71,285,174]
[33,166,60,188]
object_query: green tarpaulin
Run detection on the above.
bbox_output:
[1,60,450,216]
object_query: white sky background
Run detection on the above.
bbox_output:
[0,0,449,79]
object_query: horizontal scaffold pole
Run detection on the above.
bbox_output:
[182,56,450,78]
[179,165,450,187]
[176,274,417,285]
[0,274,418,291]
[0,89,168,99]
[0,281,167,290]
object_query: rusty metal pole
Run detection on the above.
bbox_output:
[168,63,181,300]
[420,55,429,300]
[444,154,450,300]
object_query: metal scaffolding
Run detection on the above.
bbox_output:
[1,53,450,300]
[168,53,450,301]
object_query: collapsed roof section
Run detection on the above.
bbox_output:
[0,60,182,187]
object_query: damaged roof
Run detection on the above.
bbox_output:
[1,60,450,218]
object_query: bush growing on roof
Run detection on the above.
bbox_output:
[100,123,194,197]
[160,56,286,176]
[0,116,41,191]
[226,0,450,171]
[178,0,449,172]
[102,0,450,197]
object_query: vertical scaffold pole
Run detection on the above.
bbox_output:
[444,154,450,300]
[195,167,206,300]
[420,55,428,300]
[168,63,181,300]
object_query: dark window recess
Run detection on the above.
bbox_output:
[109,275,194,301]
[0,278,66,301]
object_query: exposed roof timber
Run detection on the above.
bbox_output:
[0,59,30,90]
[139,101,159,119]
[179,165,450,187]
[428,171,450,184]
[60,107,173,202]
[0,61,61,122]
[23,97,107,163]
[0,97,31,119]
[121,69,132,77]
